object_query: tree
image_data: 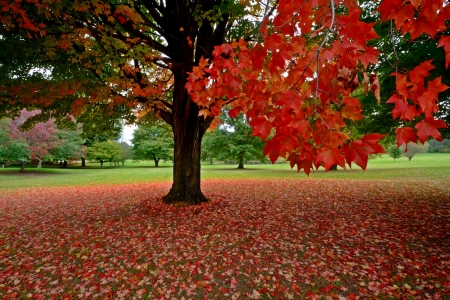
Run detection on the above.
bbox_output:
[387,146,402,162]
[1,0,449,204]
[202,111,266,169]
[400,142,429,161]
[8,110,59,169]
[51,127,86,167]
[117,141,132,166]
[132,123,173,167]
[87,140,121,168]
[0,119,9,167]
[428,139,450,153]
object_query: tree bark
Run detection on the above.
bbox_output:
[63,160,68,168]
[100,160,104,168]
[154,156,160,167]
[237,153,244,169]
[81,157,86,167]
[329,164,338,170]
[162,66,211,205]
[19,161,25,173]
[37,159,42,168]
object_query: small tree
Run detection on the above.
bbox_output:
[5,140,31,172]
[132,124,173,167]
[0,120,30,171]
[202,111,267,169]
[51,128,86,167]
[8,110,59,168]
[400,142,429,161]
[0,120,9,168]
[387,146,402,162]
[117,142,132,166]
[87,140,121,168]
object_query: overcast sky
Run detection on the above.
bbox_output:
[120,124,136,145]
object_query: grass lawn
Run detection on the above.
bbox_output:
[1,153,449,190]
[0,153,449,298]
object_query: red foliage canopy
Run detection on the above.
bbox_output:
[186,0,450,173]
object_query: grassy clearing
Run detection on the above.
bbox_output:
[0,153,449,190]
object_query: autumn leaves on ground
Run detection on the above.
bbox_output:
[1,177,449,299]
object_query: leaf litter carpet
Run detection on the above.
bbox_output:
[0,179,449,299]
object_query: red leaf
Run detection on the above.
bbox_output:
[409,60,435,84]
[265,34,284,51]
[343,141,372,170]
[387,94,408,120]
[249,116,272,140]
[314,148,346,171]
[415,117,448,143]
[438,36,450,69]
[249,44,266,71]
[396,127,417,148]
[427,76,449,99]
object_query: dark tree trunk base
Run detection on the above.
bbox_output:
[237,163,244,169]
[162,186,208,205]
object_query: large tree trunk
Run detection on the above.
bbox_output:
[37,159,42,168]
[100,160,104,168]
[63,160,68,168]
[162,67,212,205]
[19,161,25,173]
[160,7,228,205]
[81,157,86,167]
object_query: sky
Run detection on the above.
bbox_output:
[120,124,136,145]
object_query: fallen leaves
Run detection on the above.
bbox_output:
[1,179,449,298]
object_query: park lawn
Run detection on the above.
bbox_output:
[0,153,449,190]
[0,153,449,298]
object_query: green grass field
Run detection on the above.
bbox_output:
[1,153,449,190]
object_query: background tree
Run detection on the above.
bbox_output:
[0,119,11,168]
[116,141,133,166]
[51,128,86,168]
[132,123,173,167]
[400,142,429,161]
[202,111,267,169]
[8,110,60,168]
[428,139,450,153]
[387,146,402,162]
[3,139,31,172]
[87,140,121,168]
